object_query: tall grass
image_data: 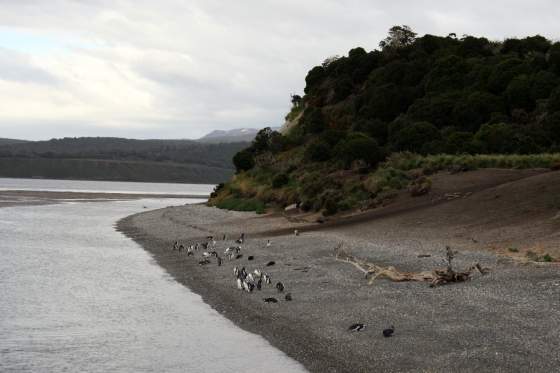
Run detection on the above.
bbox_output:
[384,152,560,172]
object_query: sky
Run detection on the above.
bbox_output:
[0,1,559,140]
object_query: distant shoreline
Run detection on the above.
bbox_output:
[0,190,206,209]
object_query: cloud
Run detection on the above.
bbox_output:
[0,1,558,140]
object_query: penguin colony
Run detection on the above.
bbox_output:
[172,231,394,336]
[171,233,292,303]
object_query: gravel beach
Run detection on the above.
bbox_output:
[117,203,560,373]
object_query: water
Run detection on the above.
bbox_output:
[0,177,213,196]
[0,181,305,372]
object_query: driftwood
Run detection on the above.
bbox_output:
[334,244,488,287]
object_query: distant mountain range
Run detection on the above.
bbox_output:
[197,127,279,143]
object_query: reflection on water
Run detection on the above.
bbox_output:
[0,198,305,372]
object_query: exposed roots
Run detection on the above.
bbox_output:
[334,244,489,287]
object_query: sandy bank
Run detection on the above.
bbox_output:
[118,201,559,372]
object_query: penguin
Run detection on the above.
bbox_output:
[382,325,395,337]
[222,233,226,241]
[276,282,284,292]
[266,239,271,248]
[198,258,210,265]
[263,297,278,303]
[236,278,243,290]
[285,293,292,301]
[217,256,222,266]
[233,266,239,277]
[266,261,275,267]
[235,254,243,260]
[294,229,299,236]
[248,255,255,261]
[253,269,262,278]
[348,323,366,332]
[256,278,262,290]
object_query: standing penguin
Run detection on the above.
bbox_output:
[276,282,284,293]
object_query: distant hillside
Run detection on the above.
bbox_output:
[0,137,249,183]
[197,128,280,143]
[0,138,29,146]
[210,26,560,214]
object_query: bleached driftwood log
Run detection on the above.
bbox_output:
[334,244,488,287]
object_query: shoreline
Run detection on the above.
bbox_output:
[0,190,206,209]
[116,203,560,372]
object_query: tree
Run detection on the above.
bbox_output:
[335,133,383,167]
[232,149,255,172]
[291,94,302,107]
[379,25,417,49]
[391,121,440,153]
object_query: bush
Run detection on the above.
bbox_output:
[304,140,332,162]
[215,197,266,214]
[335,133,383,167]
[232,149,255,172]
[272,173,289,188]
[391,121,440,153]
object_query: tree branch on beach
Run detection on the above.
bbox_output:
[334,244,489,287]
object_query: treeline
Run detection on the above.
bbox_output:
[212,27,560,215]
[0,158,233,184]
[289,26,560,160]
[0,137,248,169]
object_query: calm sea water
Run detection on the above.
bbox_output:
[0,179,305,372]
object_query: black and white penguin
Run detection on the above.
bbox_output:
[256,278,262,290]
[285,293,292,301]
[266,261,275,267]
[217,256,222,266]
[266,239,271,248]
[263,297,278,303]
[348,323,366,332]
[382,325,395,337]
[276,282,284,292]
[236,278,243,290]
[235,254,243,260]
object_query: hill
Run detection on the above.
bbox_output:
[0,138,29,146]
[0,137,249,183]
[209,26,560,214]
[197,128,260,143]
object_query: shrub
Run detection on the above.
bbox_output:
[272,173,289,188]
[335,133,383,167]
[391,121,440,153]
[304,140,332,162]
[215,197,266,214]
[232,149,255,172]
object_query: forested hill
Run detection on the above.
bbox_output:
[0,137,249,183]
[209,27,560,214]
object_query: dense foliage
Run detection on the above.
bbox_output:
[209,27,560,214]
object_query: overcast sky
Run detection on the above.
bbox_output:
[0,1,559,140]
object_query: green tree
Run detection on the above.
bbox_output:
[391,121,440,153]
[379,25,417,49]
[232,149,255,172]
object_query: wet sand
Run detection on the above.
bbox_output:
[117,203,560,373]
